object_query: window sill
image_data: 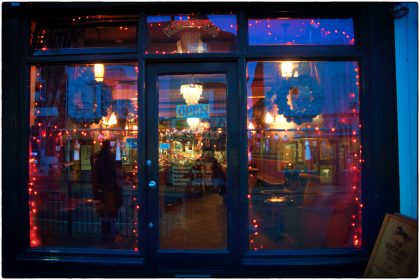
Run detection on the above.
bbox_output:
[17,247,143,265]
[244,248,368,265]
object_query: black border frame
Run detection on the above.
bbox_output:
[2,2,400,277]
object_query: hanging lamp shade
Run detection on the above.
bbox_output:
[94,64,105,82]
[180,84,203,105]
[280,61,298,78]
[108,112,118,126]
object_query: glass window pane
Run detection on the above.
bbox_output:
[158,74,227,249]
[247,61,361,250]
[33,15,137,52]
[147,14,237,54]
[248,18,355,45]
[29,63,139,251]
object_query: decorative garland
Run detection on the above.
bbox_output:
[161,130,221,142]
[275,75,324,125]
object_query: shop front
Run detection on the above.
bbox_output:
[3,2,400,277]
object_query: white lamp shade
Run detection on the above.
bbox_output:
[180,84,203,105]
[94,64,105,82]
[108,112,118,126]
[187,118,200,128]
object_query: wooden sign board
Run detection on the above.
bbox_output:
[364,213,418,277]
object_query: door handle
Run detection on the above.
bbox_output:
[148,181,157,189]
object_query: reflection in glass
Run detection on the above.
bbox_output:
[248,18,354,45]
[158,74,227,249]
[32,15,137,52]
[247,61,362,250]
[147,14,237,54]
[29,64,139,250]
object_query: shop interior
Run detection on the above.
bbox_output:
[246,61,362,250]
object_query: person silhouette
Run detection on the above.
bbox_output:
[91,140,122,242]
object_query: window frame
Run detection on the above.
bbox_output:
[237,5,371,266]
[29,7,141,56]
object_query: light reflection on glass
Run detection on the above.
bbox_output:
[33,15,137,52]
[248,18,354,45]
[29,64,139,250]
[247,61,362,250]
[158,74,228,249]
[147,14,237,54]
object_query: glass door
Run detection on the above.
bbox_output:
[146,63,239,274]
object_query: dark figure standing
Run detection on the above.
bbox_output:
[91,140,122,242]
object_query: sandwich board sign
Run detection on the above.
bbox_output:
[364,213,418,277]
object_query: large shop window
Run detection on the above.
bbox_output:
[29,63,139,251]
[31,15,137,53]
[147,14,237,54]
[247,61,362,250]
[248,18,355,45]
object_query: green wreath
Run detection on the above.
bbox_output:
[275,75,324,125]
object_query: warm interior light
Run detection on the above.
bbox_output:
[280,61,298,78]
[180,84,203,105]
[94,64,105,82]
[108,112,117,126]
[264,112,274,124]
[265,196,286,203]
[187,118,200,128]
[103,112,118,126]
[274,114,294,129]
[248,122,255,130]
[281,62,293,78]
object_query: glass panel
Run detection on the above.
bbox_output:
[248,18,355,45]
[29,63,139,251]
[147,14,237,54]
[247,61,362,250]
[33,15,137,52]
[158,74,227,249]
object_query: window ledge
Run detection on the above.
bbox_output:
[17,248,144,265]
[244,248,369,266]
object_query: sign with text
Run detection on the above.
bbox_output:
[159,143,170,150]
[176,104,210,119]
[126,138,137,148]
[364,213,418,277]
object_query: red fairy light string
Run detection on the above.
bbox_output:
[29,144,41,247]
[29,66,141,250]
[131,162,139,251]
[256,18,353,45]
[247,62,362,249]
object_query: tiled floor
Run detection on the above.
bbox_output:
[160,192,227,249]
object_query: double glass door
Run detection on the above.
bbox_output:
[145,63,240,273]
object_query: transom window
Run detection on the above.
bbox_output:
[248,18,355,45]
[31,14,138,54]
[147,14,237,54]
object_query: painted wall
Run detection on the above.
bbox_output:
[394,3,418,219]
